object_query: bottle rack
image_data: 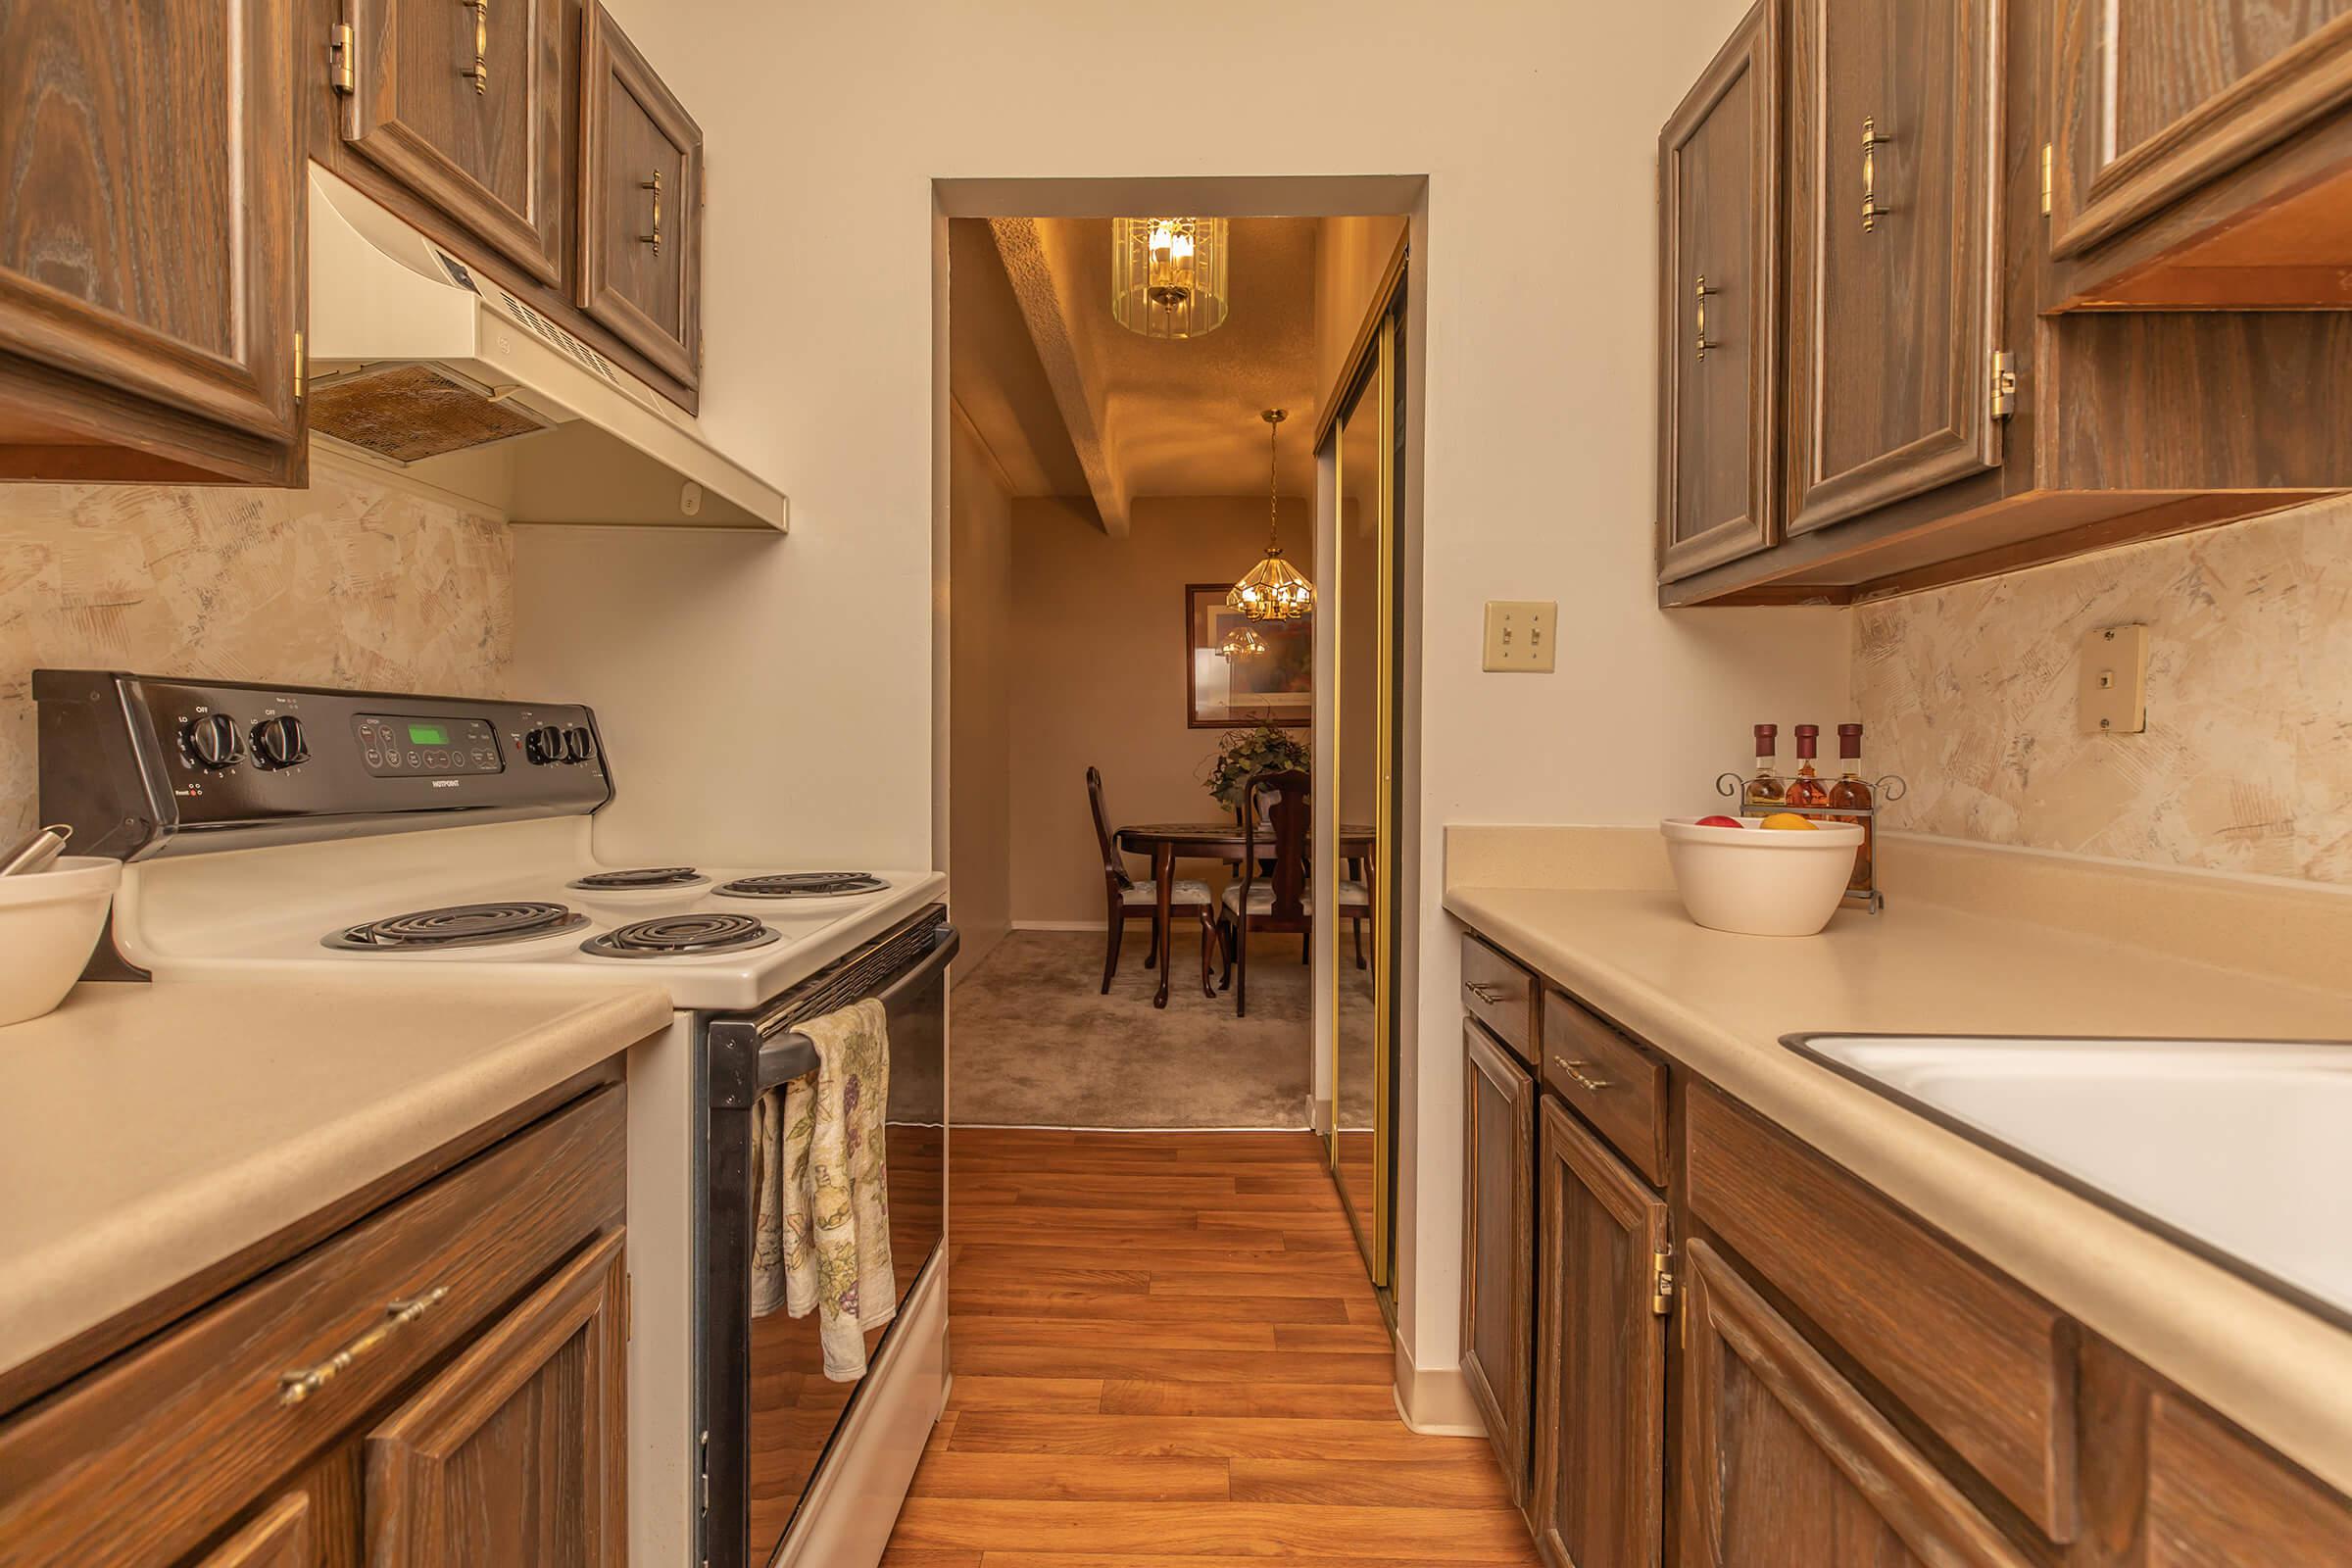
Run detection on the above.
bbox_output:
[1710,771,1909,913]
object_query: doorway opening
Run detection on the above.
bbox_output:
[935,177,1419,1299]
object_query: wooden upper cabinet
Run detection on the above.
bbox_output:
[1785,0,2004,536]
[1531,1099,1666,1568]
[1460,1021,1535,1506]
[2050,2,2352,305]
[577,4,702,387]
[368,1230,628,1568]
[0,0,304,482]
[1657,0,1781,582]
[1678,1241,2032,1568]
[343,0,567,284]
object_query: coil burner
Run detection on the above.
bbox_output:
[581,912,782,958]
[325,902,588,951]
[569,866,709,891]
[716,872,888,900]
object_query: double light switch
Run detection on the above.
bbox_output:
[1483,601,1558,672]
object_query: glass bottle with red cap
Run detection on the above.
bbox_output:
[1743,724,1786,808]
[1786,723,1830,808]
[1828,721,1875,891]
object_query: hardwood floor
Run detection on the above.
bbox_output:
[884,1128,1539,1565]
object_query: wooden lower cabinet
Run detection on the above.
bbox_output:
[1677,1239,2029,1568]
[189,1495,314,1568]
[368,1230,628,1568]
[1531,1098,1667,1568]
[1461,1019,1535,1505]
[0,1086,626,1568]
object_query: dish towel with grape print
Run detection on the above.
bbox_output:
[750,997,897,1380]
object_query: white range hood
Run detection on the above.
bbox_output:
[305,165,786,531]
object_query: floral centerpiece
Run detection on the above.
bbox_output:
[1200,720,1309,815]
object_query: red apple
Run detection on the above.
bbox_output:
[1694,814,1745,830]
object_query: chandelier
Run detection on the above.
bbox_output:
[1111,218,1230,339]
[1218,626,1267,660]
[1227,409,1313,621]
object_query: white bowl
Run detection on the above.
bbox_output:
[1660,816,1864,937]
[0,857,122,1026]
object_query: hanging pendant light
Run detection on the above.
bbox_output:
[1227,409,1313,621]
[1111,218,1230,339]
[1218,626,1267,660]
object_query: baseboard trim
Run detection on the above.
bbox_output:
[1390,1327,1484,1436]
[1311,1097,1334,1137]
[1009,919,1101,932]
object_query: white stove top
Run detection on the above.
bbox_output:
[113,817,946,1011]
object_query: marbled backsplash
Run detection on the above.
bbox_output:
[0,466,514,839]
[1855,493,2351,884]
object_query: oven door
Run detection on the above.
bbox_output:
[701,912,954,1568]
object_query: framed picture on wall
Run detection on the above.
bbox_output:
[1186,583,1313,728]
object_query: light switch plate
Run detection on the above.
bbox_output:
[2080,623,2148,734]
[1483,600,1558,671]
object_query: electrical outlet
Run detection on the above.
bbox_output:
[2080,623,2148,734]
[1483,601,1557,672]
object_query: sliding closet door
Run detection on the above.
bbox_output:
[1325,262,1405,1296]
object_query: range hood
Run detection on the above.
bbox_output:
[306,165,786,530]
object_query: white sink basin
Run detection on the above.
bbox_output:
[1785,1035,2352,1324]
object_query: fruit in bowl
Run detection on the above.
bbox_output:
[1694,814,1745,829]
[1658,814,1864,936]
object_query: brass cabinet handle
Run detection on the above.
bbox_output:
[1465,980,1506,1004]
[1693,275,1720,360]
[640,171,663,256]
[460,0,488,93]
[1552,1055,1611,1093]
[277,1287,449,1406]
[1861,117,1889,231]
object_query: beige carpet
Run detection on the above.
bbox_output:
[951,927,1367,1129]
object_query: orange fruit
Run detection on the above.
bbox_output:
[1759,812,1819,831]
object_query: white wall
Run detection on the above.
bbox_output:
[516,0,1852,1393]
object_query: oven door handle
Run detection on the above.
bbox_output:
[754,923,959,1094]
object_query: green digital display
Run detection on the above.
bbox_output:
[406,722,451,746]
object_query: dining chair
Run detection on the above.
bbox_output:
[1087,766,1217,997]
[1217,769,1368,1016]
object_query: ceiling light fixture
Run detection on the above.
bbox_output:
[1218,626,1267,660]
[1228,409,1313,621]
[1111,218,1230,339]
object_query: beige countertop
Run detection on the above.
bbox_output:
[0,977,671,1389]
[1444,826,2352,1498]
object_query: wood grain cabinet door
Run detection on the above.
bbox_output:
[0,0,302,474]
[191,1494,314,1568]
[2049,1,2352,260]
[343,0,566,284]
[1785,0,2004,537]
[1677,1240,2030,1568]
[366,1231,626,1568]
[1531,1098,1666,1568]
[1460,1020,1535,1506]
[1656,0,1781,582]
[575,4,701,387]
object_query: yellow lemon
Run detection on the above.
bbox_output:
[1759,812,1819,831]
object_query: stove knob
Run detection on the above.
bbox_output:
[250,713,309,770]
[525,724,566,765]
[183,713,245,769]
[563,725,594,762]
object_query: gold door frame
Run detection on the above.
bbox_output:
[1322,254,1405,1294]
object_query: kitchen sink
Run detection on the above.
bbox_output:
[1783,1034,2352,1326]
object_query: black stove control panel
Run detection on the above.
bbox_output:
[355,713,507,776]
[33,670,614,860]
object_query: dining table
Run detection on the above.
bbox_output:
[1114,820,1377,1007]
